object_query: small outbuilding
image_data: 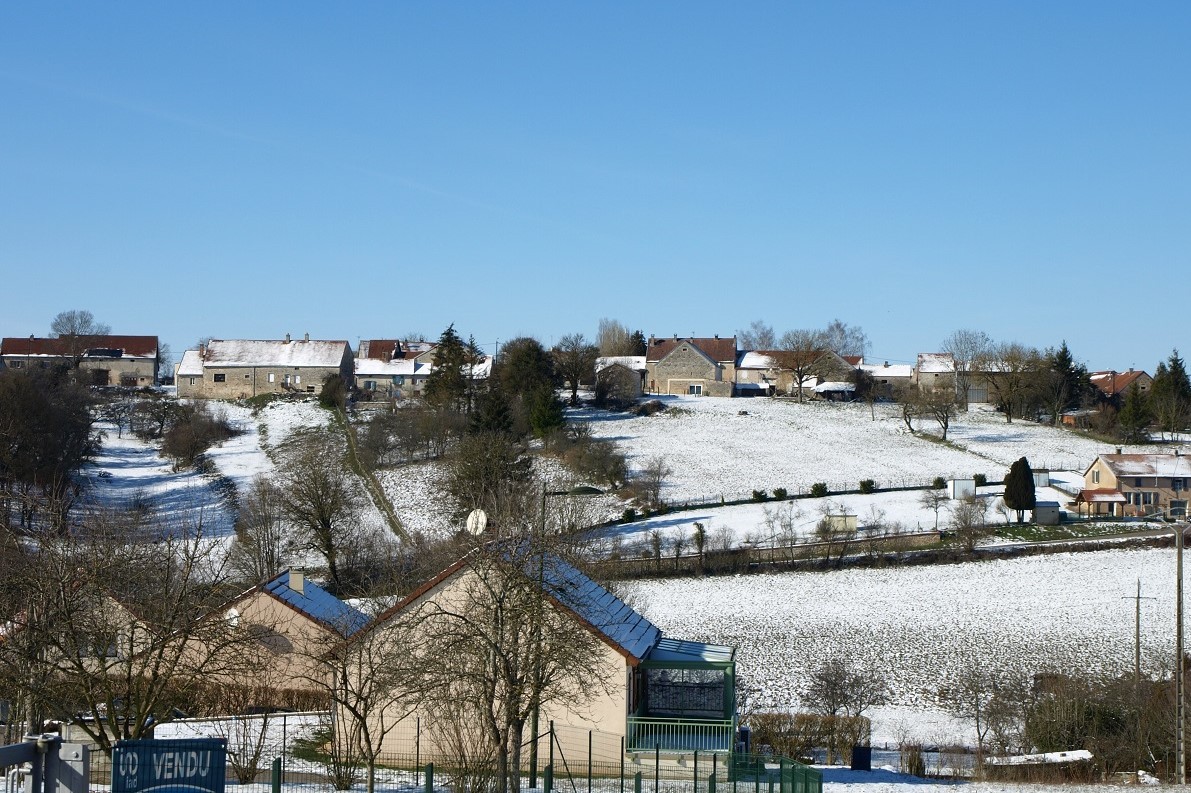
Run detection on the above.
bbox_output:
[1034,501,1061,526]
[948,478,976,500]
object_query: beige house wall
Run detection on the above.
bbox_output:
[2,356,157,386]
[1084,459,1189,518]
[178,364,348,399]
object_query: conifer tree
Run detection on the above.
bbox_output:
[424,324,469,412]
[1117,383,1152,444]
[1003,456,1036,524]
[1149,350,1191,437]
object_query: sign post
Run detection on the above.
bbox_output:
[112,739,227,793]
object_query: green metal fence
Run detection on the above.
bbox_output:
[625,719,736,753]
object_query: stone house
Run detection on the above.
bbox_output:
[1078,452,1191,518]
[357,550,738,764]
[175,335,353,399]
[645,336,737,397]
[595,356,646,401]
[354,340,432,398]
[1089,369,1153,403]
[857,359,914,399]
[0,335,160,386]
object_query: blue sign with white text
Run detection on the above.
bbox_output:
[112,739,227,793]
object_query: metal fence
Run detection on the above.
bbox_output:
[1,735,89,793]
[82,743,821,793]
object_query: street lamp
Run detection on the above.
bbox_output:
[528,482,604,788]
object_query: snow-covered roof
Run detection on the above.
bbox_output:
[813,381,855,393]
[1,335,158,359]
[176,348,203,377]
[736,351,778,369]
[203,339,350,368]
[916,353,954,373]
[985,749,1092,767]
[540,553,661,662]
[466,356,493,380]
[262,570,369,637]
[596,356,646,373]
[859,362,914,379]
[1097,453,1191,479]
[1078,489,1128,504]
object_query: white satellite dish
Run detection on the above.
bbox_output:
[466,509,489,536]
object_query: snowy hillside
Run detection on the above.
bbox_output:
[575,397,1147,503]
[624,546,1180,744]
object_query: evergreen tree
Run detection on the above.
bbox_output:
[1003,456,1036,524]
[424,324,469,411]
[527,386,566,442]
[1149,350,1191,437]
[1116,383,1152,444]
[629,330,648,357]
[469,388,514,437]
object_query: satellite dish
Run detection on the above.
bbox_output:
[466,509,489,536]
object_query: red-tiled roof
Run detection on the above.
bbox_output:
[358,340,401,362]
[646,337,737,364]
[1,335,158,358]
[1089,370,1150,397]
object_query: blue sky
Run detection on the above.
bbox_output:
[1,2,1187,371]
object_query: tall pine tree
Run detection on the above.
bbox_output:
[1116,383,1152,443]
[1149,350,1191,438]
[1003,456,1036,524]
[424,324,469,412]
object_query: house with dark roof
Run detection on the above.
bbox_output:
[360,549,738,763]
[645,336,738,397]
[1090,369,1153,404]
[216,569,368,696]
[1,334,159,386]
[1078,452,1191,518]
[175,335,354,399]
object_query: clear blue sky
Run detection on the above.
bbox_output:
[2,2,1187,371]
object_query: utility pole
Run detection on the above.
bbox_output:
[1125,579,1155,774]
[1178,524,1186,784]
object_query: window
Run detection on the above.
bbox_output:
[305,385,315,393]
[1092,470,1100,485]
[1175,479,1185,492]
[9,361,22,368]
[213,373,226,382]
[188,377,195,385]
[394,376,404,385]
[688,384,702,395]
[295,375,301,384]
[268,373,275,383]
[364,380,376,391]
[1173,500,1188,518]
[245,373,251,379]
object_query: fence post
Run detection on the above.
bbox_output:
[423,762,433,793]
[693,750,699,793]
[45,740,86,793]
[271,757,281,793]
[23,734,45,793]
[416,716,421,780]
[708,773,716,793]
[544,765,553,793]
[588,731,593,793]
[654,744,660,793]
[633,771,642,793]
[620,737,625,793]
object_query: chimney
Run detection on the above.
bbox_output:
[303,332,310,342]
[714,334,719,339]
[284,333,291,343]
[290,570,304,595]
[884,361,890,368]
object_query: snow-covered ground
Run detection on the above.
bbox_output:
[574,398,1149,504]
[82,421,235,536]
[623,546,1181,747]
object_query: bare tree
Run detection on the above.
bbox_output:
[277,434,363,592]
[919,488,948,531]
[949,496,989,552]
[977,342,1044,423]
[941,329,992,411]
[49,309,111,338]
[822,319,870,358]
[229,476,292,584]
[552,333,599,406]
[944,663,1026,763]
[412,540,612,793]
[802,654,886,762]
[737,320,776,350]
[0,510,263,753]
[596,318,635,356]
[918,387,958,441]
[636,456,672,508]
[773,329,829,402]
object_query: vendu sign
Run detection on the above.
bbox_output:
[112,739,227,793]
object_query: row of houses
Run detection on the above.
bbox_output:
[0,332,1153,406]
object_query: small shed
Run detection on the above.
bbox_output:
[948,478,976,500]
[1032,471,1051,488]
[823,514,858,532]
[1034,501,1061,526]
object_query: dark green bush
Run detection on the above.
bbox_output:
[751,489,769,502]
[974,473,988,487]
[932,476,946,490]
[621,507,638,523]
[773,487,788,500]
[810,482,828,498]
[859,479,876,494]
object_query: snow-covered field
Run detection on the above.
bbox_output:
[623,546,1181,747]
[574,397,1149,504]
